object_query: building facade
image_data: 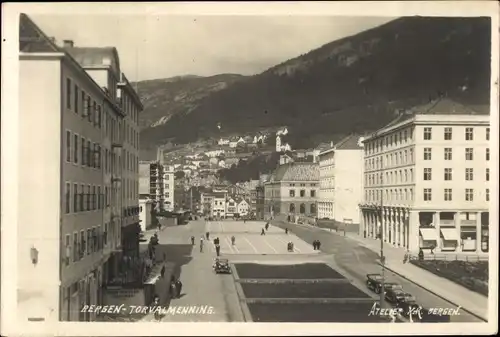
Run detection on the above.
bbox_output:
[264,162,319,220]
[17,14,142,323]
[318,135,364,225]
[139,198,153,232]
[359,99,490,255]
[139,161,164,211]
[162,165,175,211]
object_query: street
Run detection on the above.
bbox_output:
[272,221,484,322]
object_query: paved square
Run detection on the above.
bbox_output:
[205,221,317,255]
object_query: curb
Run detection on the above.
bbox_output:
[378,262,488,322]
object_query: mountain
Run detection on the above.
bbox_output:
[139,16,491,149]
[134,74,246,129]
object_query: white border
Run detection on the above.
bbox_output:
[2,1,499,336]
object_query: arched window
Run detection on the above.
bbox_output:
[310,204,316,214]
[300,203,306,214]
[289,203,295,213]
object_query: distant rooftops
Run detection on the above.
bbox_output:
[272,162,319,182]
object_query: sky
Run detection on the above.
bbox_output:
[31,15,394,82]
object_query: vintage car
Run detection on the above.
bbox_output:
[213,258,231,274]
[385,286,411,304]
[366,274,402,294]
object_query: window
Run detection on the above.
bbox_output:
[300,190,305,197]
[165,192,170,198]
[73,183,78,212]
[73,134,79,164]
[424,168,432,181]
[104,223,108,246]
[311,190,316,197]
[486,168,490,181]
[444,127,452,140]
[92,186,96,210]
[465,168,474,181]
[486,128,490,141]
[310,204,316,214]
[465,148,473,160]
[289,189,295,197]
[424,148,432,160]
[66,78,72,110]
[465,188,474,201]
[73,232,78,262]
[444,188,452,201]
[87,185,91,210]
[80,184,85,211]
[300,203,306,214]
[87,229,91,255]
[97,105,102,128]
[74,84,79,114]
[444,168,452,181]
[444,148,452,160]
[66,131,71,162]
[423,188,432,201]
[97,186,101,209]
[80,231,85,257]
[486,148,490,161]
[81,137,86,166]
[64,235,70,266]
[465,127,473,141]
[81,91,87,116]
[87,140,91,166]
[65,183,71,214]
[423,127,432,140]
[92,227,97,252]
[88,99,95,123]
[486,188,490,201]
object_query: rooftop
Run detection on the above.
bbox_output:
[272,162,319,182]
[381,98,489,130]
[19,14,60,53]
[64,46,121,77]
[334,134,365,150]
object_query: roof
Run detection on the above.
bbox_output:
[64,46,121,78]
[334,134,364,150]
[272,162,319,182]
[379,98,489,131]
[19,14,60,53]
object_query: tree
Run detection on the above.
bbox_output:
[175,171,186,180]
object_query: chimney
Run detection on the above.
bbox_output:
[63,40,74,48]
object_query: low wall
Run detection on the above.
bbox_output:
[317,219,359,233]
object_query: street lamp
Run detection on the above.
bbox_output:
[379,171,386,309]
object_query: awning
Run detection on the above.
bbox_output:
[440,228,460,241]
[419,228,438,241]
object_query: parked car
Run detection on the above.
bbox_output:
[366,273,383,292]
[385,286,411,304]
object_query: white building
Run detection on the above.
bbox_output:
[205,149,225,157]
[359,99,490,255]
[318,135,364,225]
[17,14,142,323]
[162,165,175,211]
[212,192,227,218]
[237,198,250,216]
[225,197,237,218]
[139,198,153,231]
[218,137,230,146]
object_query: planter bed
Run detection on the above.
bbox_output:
[240,283,370,299]
[410,260,488,296]
[235,263,345,280]
[247,303,390,322]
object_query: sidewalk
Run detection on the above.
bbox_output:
[330,230,489,321]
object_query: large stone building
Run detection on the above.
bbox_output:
[264,162,319,220]
[17,14,142,322]
[139,161,175,212]
[359,99,490,255]
[318,135,364,226]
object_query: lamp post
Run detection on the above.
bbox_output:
[379,172,385,309]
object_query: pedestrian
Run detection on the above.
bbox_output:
[158,223,161,231]
[160,264,166,278]
[214,237,220,246]
[285,228,288,235]
[265,223,269,231]
[215,244,221,257]
[312,240,317,250]
[175,279,183,298]
[169,282,176,299]
[261,228,265,236]
[191,235,195,245]
[231,235,235,245]
[206,232,210,240]
[317,240,321,250]
[430,245,435,255]
[200,236,204,252]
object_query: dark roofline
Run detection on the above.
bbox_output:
[20,14,126,119]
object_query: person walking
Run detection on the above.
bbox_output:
[169,281,176,299]
[285,228,289,235]
[175,279,183,298]
[231,235,236,245]
[317,240,321,250]
[206,232,210,240]
[261,228,265,236]
[191,235,195,245]
[200,236,204,253]
[215,244,221,257]
[312,240,317,250]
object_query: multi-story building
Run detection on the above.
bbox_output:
[359,99,490,255]
[201,192,215,216]
[162,165,175,211]
[264,162,319,220]
[212,192,227,218]
[139,161,164,211]
[17,14,142,323]
[139,198,153,231]
[255,185,265,220]
[318,135,364,226]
